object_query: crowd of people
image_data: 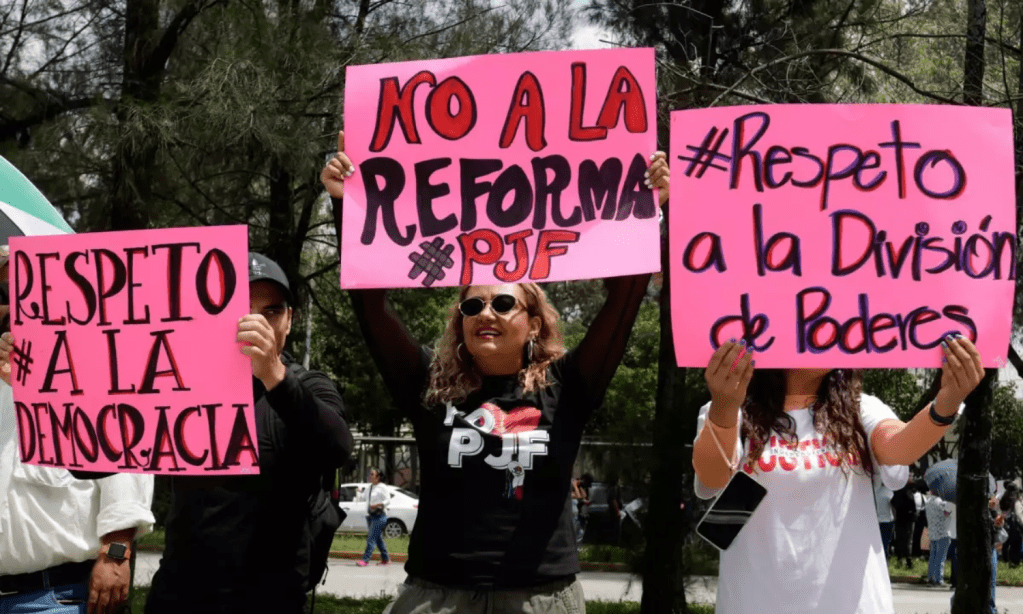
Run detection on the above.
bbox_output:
[867,472,1023,613]
[0,123,1012,614]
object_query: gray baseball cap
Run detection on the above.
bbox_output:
[248,252,294,304]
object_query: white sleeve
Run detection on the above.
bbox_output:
[693,401,743,500]
[860,394,908,491]
[96,473,156,539]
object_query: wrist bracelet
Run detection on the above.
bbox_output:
[928,402,956,426]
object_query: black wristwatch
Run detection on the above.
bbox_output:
[929,402,957,426]
[101,542,130,561]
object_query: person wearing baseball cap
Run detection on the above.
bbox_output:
[248,252,294,304]
[144,252,354,614]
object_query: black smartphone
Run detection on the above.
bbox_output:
[695,471,768,551]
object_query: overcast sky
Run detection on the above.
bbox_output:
[570,0,613,50]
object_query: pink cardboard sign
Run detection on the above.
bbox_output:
[340,48,660,288]
[10,225,256,474]
[670,105,1016,368]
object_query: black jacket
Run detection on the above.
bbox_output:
[144,354,352,613]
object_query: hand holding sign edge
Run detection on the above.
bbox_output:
[0,331,13,386]
[321,130,354,199]
[933,333,984,418]
[704,340,754,428]
[238,314,287,390]
[647,151,669,207]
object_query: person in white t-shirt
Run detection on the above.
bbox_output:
[692,335,984,614]
[357,468,391,567]
[874,473,896,561]
[925,494,953,585]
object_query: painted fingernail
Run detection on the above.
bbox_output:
[649,154,656,161]
[729,338,736,343]
[941,341,949,350]
[750,360,756,367]
[644,170,650,178]
[739,339,747,347]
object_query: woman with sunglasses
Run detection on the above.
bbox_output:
[322,130,669,613]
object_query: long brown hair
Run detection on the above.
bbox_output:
[424,283,565,406]
[741,369,874,476]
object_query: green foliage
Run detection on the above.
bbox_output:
[990,381,1023,479]
[862,369,931,421]
[590,301,660,441]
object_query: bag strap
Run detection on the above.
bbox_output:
[705,419,740,473]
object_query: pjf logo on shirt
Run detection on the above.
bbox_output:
[444,402,550,499]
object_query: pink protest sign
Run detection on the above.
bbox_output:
[10,225,256,474]
[340,48,659,288]
[670,105,1016,368]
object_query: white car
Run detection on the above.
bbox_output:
[337,482,419,538]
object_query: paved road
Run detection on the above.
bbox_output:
[135,553,1023,613]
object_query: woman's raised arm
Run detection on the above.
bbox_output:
[575,151,669,397]
[324,131,426,404]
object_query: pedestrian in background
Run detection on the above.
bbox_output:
[925,492,953,586]
[999,483,1022,566]
[358,468,391,567]
[575,474,593,547]
[874,473,895,561]
[913,480,928,560]
[892,482,918,569]
[947,503,957,589]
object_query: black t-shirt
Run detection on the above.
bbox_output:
[145,358,352,613]
[402,348,597,588]
[343,268,650,589]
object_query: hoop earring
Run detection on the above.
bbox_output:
[526,338,535,363]
[457,343,472,364]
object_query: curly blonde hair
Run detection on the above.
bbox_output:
[424,284,565,406]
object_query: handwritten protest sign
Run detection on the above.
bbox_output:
[340,48,659,288]
[11,226,256,474]
[670,105,1016,368]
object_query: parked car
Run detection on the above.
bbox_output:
[336,482,419,538]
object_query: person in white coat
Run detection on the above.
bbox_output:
[0,245,155,614]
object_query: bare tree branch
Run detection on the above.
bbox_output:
[710,48,961,107]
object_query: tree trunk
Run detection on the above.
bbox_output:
[110,0,163,231]
[952,2,993,613]
[641,200,689,614]
[267,155,300,293]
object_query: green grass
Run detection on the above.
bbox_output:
[147,529,1023,585]
[136,528,164,548]
[129,586,714,613]
[332,534,410,554]
[887,555,1023,585]
[578,544,635,565]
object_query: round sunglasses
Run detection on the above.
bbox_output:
[459,293,521,317]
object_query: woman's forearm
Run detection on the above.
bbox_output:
[872,403,953,465]
[693,418,740,489]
